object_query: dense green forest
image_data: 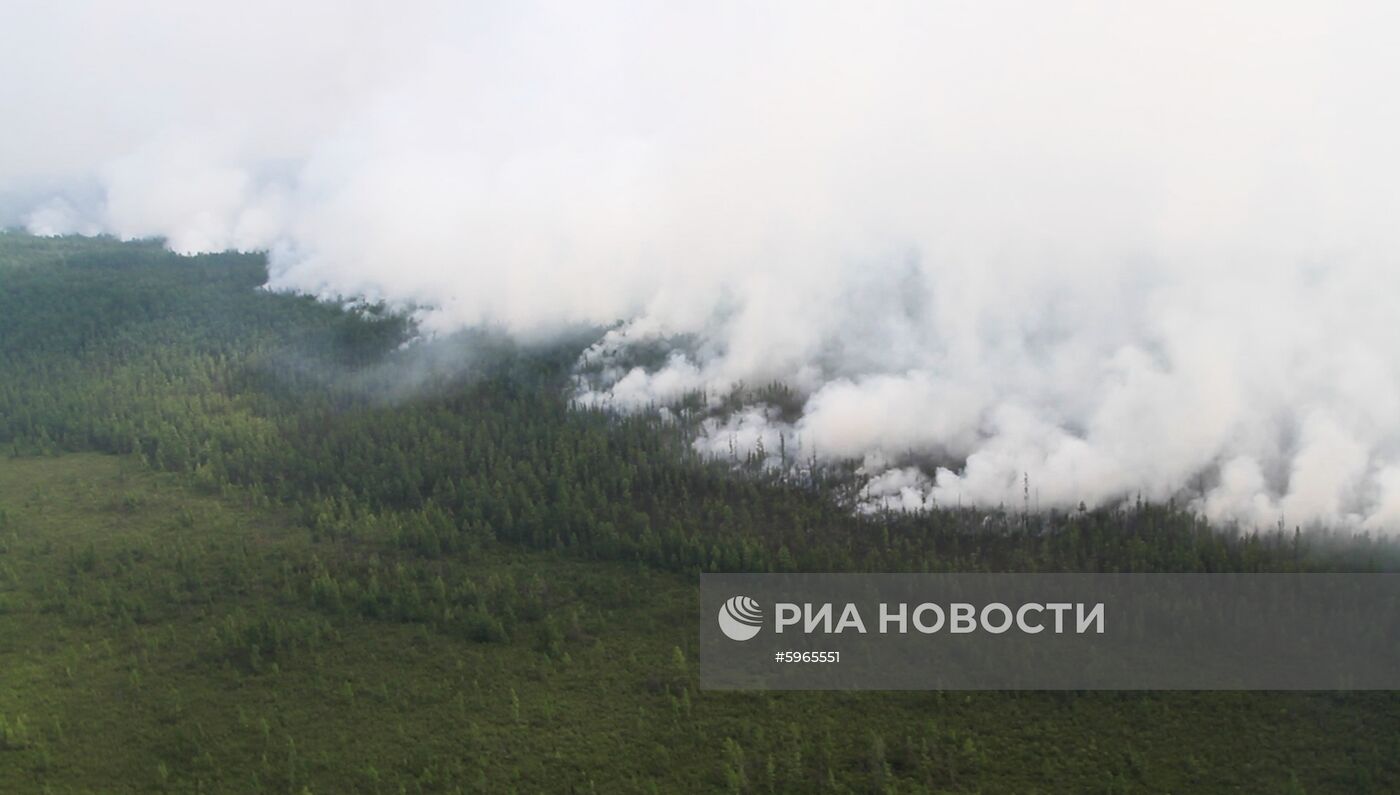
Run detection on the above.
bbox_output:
[1,231,1397,793]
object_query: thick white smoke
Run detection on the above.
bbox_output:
[4,2,1400,529]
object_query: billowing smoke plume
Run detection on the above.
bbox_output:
[4,2,1400,529]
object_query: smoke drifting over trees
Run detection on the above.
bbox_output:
[4,2,1400,528]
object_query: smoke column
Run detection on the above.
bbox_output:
[4,2,1400,528]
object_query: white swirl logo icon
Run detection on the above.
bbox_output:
[717,595,764,641]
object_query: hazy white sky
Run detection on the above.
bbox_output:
[4,2,1400,528]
